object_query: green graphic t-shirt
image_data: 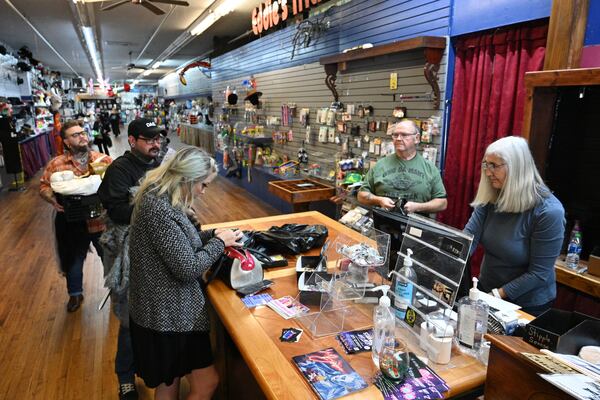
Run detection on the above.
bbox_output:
[360,153,446,203]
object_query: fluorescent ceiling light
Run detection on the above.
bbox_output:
[82,26,103,81]
[191,12,216,36]
[190,0,245,36]
[152,61,162,69]
[214,0,245,15]
[142,69,154,76]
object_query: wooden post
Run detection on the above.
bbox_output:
[544,0,589,70]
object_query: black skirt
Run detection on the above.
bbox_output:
[129,318,214,388]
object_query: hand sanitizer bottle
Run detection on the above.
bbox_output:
[394,249,417,320]
[456,277,489,351]
[372,285,395,367]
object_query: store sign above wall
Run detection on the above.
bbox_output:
[252,0,322,35]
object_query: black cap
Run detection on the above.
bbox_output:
[128,118,162,139]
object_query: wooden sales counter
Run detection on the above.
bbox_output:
[205,211,489,399]
[484,335,573,399]
[555,260,600,299]
[179,123,214,154]
[553,259,600,319]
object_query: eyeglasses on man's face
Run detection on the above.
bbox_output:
[481,161,506,172]
[66,130,86,140]
[137,136,162,145]
[391,132,417,139]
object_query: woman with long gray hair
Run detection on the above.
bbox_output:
[464,136,565,316]
[128,146,242,399]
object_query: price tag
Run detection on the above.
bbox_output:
[390,72,398,90]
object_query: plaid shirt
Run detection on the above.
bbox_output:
[40,150,112,202]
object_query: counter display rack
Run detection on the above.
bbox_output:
[388,213,474,363]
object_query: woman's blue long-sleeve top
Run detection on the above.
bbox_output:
[464,193,565,308]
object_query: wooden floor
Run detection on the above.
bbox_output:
[0,133,278,399]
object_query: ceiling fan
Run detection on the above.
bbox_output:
[75,0,190,16]
[111,51,147,73]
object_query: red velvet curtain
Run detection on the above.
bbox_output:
[439,21,548,276]
[440,21,548,227]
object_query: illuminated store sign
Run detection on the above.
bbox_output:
[251,0,322,35]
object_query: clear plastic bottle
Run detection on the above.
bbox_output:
[565,221,582,269]
[372,285,395,367]
[456,277,489,351]
[394,249,417,320]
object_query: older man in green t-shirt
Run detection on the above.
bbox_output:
[358,120,447,214]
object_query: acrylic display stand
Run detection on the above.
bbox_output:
[388,213,473,362]
[333,226,391,284]
[295,226,390,338]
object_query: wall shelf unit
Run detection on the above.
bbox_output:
[319,36,447,108]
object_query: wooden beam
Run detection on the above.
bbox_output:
[522,87,557,175]
[525,67,600,87]
[544,0,589,70]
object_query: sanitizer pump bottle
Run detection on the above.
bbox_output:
[372,285,395,367]
[394,248,417,320]
[456,277,489,351]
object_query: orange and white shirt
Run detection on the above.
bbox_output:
[40,150,112,202]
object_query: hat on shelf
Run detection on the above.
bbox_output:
[227,92,238,105]
[128,118,162,139]
[244,89,262,106]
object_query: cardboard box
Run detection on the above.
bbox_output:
[524,309,599,352]
[587,253,600,277]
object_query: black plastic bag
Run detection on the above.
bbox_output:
[248,224,328,255]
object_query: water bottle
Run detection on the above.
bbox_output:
[565,221,582,269]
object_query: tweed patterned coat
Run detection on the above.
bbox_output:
[129,192,224,332]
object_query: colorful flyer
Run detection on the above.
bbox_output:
[267,295,310,320]
[292,347,368,400]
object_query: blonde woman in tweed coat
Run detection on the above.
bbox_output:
[129,147,243,400]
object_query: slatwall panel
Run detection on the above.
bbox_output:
[337,0,450,49]
[160,0,451,93]
[212,47,447,177]
[159,0,451,174]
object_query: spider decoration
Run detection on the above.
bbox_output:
[290,17,330,60]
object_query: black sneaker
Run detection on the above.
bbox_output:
[118,383,138,400]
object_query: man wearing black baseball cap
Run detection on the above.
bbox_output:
[98,117,162,399]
